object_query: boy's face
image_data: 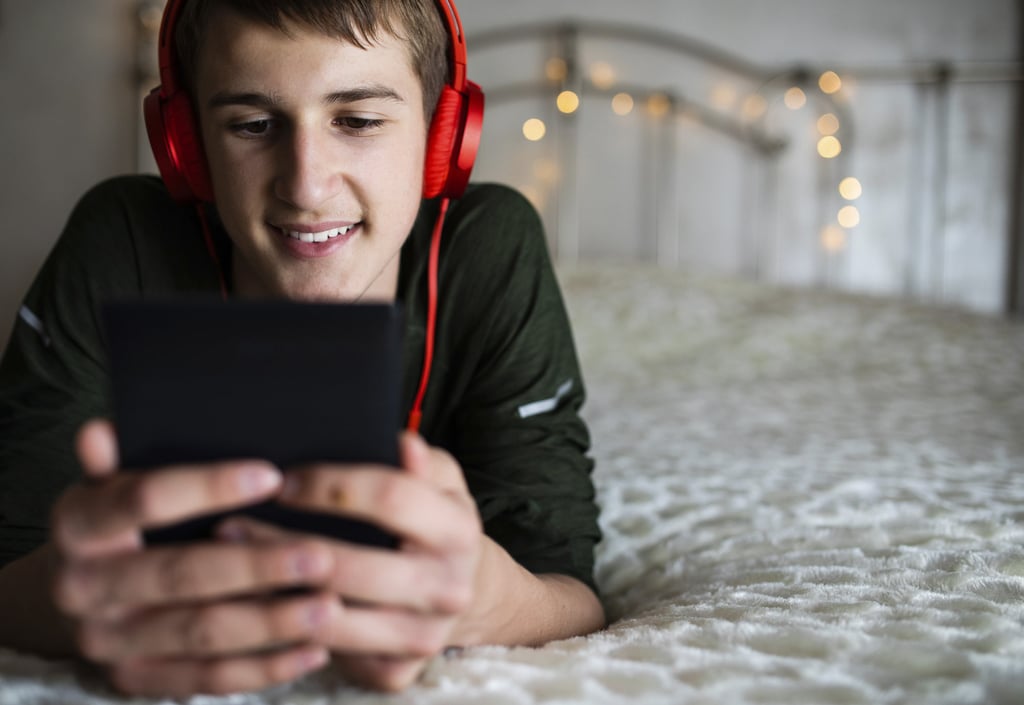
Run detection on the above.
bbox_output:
[194,7,428,301]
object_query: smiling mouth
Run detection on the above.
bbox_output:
[279,224,359,243]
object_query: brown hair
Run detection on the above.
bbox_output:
[174,0,450,120]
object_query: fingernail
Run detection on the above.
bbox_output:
[240,465,281,496]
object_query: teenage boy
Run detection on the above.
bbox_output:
[0,0,604,697]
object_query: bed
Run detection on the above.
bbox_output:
[2,263,1022,704]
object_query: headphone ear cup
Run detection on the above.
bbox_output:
[144,86,214,203]
[423,86,464,199]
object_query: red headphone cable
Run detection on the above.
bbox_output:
[196,204,229,301]
[407,197,449,433]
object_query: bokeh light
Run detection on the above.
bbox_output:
[817,113,840,135]
[742,94,768,121]
[839,177,863,200]
[819,71,843,94]
[545,57,568,83]
[612,93,635,116]
[818,136,842,158]
[838,205,861,228]
[590,62,616,90]
[821,225,848,252]
[523,118,547,142]
[647,93,672,117]
[784,87,807,110]
[557,90,580,114]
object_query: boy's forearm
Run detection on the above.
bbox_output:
[455,538,605,648]
[0,544,78,657]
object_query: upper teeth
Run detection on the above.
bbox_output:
[283,225,355,243]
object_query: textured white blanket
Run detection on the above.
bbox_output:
[2,264,1022,704]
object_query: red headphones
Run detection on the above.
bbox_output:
[143,0,484,433]
[143,0,485,204]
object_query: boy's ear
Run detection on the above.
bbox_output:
[422,80,484,200]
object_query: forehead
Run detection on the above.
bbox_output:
[194,6,420,96]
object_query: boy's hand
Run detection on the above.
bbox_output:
[50,420,337,697]
[221,431,488,692]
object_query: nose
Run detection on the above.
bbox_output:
[273,126,340,211]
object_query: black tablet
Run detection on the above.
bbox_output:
[103,298,403,548]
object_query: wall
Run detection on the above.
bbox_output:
[0,0,138,348]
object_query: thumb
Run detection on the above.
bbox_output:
[398,431,432,480]
[75,418,120,479]
[398,432,469,496]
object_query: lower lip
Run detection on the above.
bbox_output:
[275,224,360,259]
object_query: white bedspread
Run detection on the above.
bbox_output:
[3,264,1023,704]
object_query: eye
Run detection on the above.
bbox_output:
[336,117,385,132]
[230,119,275,138]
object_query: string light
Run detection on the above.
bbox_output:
[590,62,616,89]
[817,136,842,158]
[821,225,848,252]
[612,93,635,116]
[710,83,738,111]
[742,94,768,121]
[838,205,861,228]
[817,113,840,135]
[533,158,561,185]
[819,71,843,94]
[784,87,807,110]
[522,118,547,142]
[545,57,568,83]
[646,93,672,117]
[557,90,580,114]
[839,177,863,200]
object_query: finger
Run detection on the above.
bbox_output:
[399,432,469,495]
[279,468,479,552]
[78,592,337,662]
[108,646,329,698]
[215,516,301,544]
[75,419,120,479]
[52,461,282,557]
[217,518,473,614]
[322,604,453,659]
[334,654,428,693]
[54,539,335,616]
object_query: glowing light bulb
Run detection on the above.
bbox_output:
[839,177,863,200]
[817,113,840,135]
[838,206,860,228]
[817,136,842,159]
[821,225,848,252]
[612,93,634,116]
[522,118,547,142]
[710,83,738,111]
[533,158,561,185]
[557,90,580,114]
[819,71,843,94]
[545,57,568,83]
[647,93,671,118]
[590,62,616,90]
[784,87,807,110]
[742,94,768,121]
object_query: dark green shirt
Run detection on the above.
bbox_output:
[0,176,600,591]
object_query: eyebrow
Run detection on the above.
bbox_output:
[207,84,406,110]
